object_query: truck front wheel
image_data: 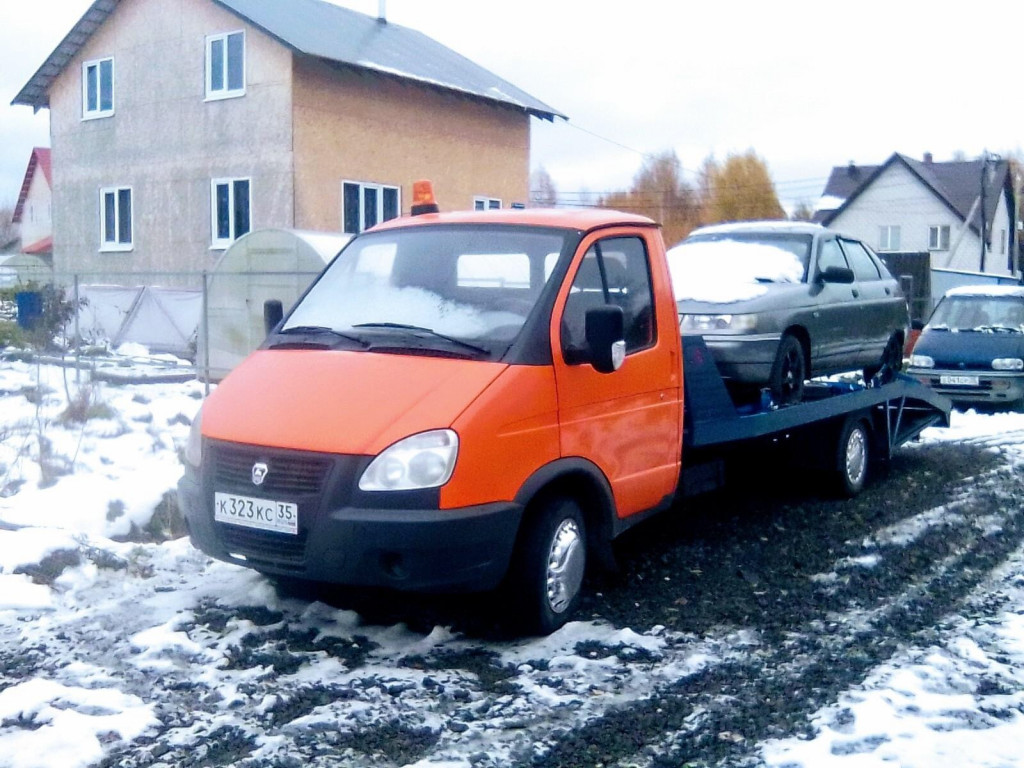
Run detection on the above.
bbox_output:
[508,496,587,635]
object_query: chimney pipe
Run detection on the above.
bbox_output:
[924,152,933,164]
[378,0,386,22]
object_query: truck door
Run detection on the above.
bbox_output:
[552,231,682,519]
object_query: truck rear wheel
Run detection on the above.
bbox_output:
[508,496,586,635]
[834,415,871,497]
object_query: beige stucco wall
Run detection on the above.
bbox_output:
[48,0,294,285]
[291,57,530,230]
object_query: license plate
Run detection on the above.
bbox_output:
[940,374,980,387]
[214,492,298,535]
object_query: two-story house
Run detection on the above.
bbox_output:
[815,153,1017,278]
[11,147,53,263]
[12,0,563,284]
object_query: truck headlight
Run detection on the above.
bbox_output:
[992,358,1024,371]
[359,429,459,491]
[909,355,934,369]
[184,404,203,468]
[679,313,757,332]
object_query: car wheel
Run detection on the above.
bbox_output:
[864,333,903,385]
[507,496,586,635]
[833,415,871,497]
[769,333,806,406]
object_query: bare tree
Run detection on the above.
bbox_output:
[0,203,17,248]
[598,151,701,246]
[530,167,558,207]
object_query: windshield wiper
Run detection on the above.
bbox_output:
[275,325,369,348]
[353,322,490,356]
[976,325,1023,334]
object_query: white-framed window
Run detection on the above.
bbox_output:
[928,225,950,251]
[83,58,114,119]
[473,196,502,211]
[211,178,251,248]
[878,225,901,251]
[342,181,400,234]
[100,186,132,251]
[206,31,245,100]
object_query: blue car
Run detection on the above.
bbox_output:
[908,286,1024,410]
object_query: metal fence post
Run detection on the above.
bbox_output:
[73,274,81,387]
[202,271,210,396]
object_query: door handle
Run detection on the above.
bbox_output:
[885,287,892,295]
[852,289,860,298]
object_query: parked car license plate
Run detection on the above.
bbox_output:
[939,374,980,387]
[214,492,298,535]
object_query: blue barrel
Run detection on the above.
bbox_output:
[15,291,42,330]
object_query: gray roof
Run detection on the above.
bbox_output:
[816,153,1012,236]
[13,0,565,121]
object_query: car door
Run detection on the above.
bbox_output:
[552,230,682,520]
[839,238,900,365]
[808,236,861,371]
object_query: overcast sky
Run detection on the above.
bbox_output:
[2,0,1023,213]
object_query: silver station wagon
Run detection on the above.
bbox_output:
[668,221,909,404]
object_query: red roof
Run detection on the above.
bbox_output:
[22,235,53,255]
[12,148,51,224]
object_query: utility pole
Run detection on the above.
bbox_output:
[980,151,988,273]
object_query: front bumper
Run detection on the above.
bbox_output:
[691,332,781,383]
[908,368,1024,407]
[178,449,524,593]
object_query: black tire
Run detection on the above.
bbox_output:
[507,496,587,635]
[864,333,903,385]
[769,333,806,406]
[834,416,871,497]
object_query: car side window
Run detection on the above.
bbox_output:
[561,236,656,361]
[816,238,848,275]
[840,239,882,281]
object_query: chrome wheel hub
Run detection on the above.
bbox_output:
[845,428,867,486]
[546,519,584,614]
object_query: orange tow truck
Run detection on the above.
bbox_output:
[179,183,948,633]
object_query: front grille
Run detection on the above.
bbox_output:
[211,443,332,495]
[217,524,307,569]
[207,440,339,572]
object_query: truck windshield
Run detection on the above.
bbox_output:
[927,295,1024,333]
[281,225,568,357]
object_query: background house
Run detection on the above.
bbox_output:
[12,0,563,286]
[815,153,1017,279]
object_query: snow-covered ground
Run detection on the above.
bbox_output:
[1,354,1023,767]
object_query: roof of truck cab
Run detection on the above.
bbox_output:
[371,208,658,233]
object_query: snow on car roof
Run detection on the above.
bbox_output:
[667,239,805,303]
[945,285,1024,299]
[687,220,826,238]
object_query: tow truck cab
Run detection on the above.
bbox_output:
[179,200,684,633]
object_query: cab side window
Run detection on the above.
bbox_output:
[840,238,882,281]
[561,236,655,362]
[816,238,849,275]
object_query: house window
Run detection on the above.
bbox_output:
[473,197,501,211]
[100,187,132,251]
[1000,229,1007,255]
[342,181,400,234]
[206,31,245,100]
[929,225,950,251]
[211,178,251,247]
[878,225,901,251]
[83,58,114,119]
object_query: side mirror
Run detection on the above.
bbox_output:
[911,319,925,331]
[585,305,626,374]
[818,265,855,284]
[264,299,284,336]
